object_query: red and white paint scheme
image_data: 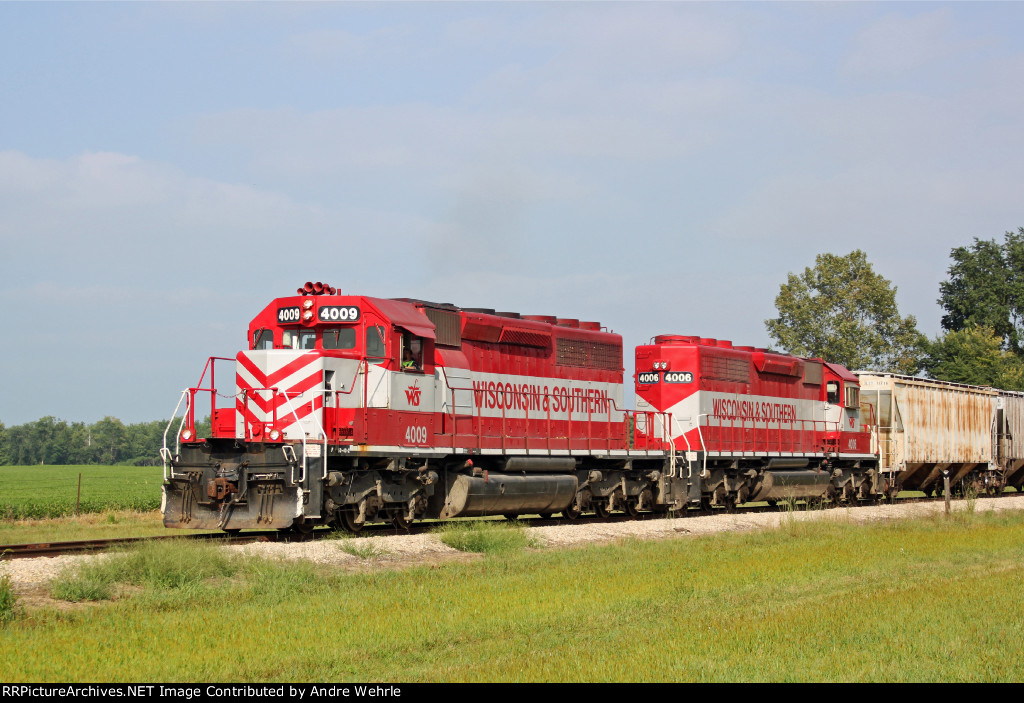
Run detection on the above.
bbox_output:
[162,283,884,533]
[215,291,630,456]
[633,335,873,459]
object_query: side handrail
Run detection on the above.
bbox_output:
[437,372,635,454]
[698,414,845,456]
[161,390,191,481]
[695,414,709,478]
[276,389,310,485]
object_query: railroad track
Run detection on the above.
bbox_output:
[0,491,1008,559]
[0,531,278,560]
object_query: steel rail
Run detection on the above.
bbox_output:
[0,531,278,561]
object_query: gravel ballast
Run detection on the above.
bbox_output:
[5,495,1024,593]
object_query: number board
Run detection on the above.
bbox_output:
[318,305,361,323]
[277,307,301,323]
[664,371,694,384]
[637,372,660,384]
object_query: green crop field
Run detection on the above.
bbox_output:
[2,509,1023,682]
[0,465,163,520]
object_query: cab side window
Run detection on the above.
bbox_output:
[252,329,273,350]
[401,334,424,371]
[844,384,860,409]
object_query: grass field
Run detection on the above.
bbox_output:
[0,465,163,520]
[0,510,209,544]
[1,509,1022,682]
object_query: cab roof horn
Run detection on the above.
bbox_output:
[298,281,336,296]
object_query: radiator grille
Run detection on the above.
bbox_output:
[423,308,462,347]
[700,355,750,382]
[556,338,621,370]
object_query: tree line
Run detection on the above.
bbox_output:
[766,226,1024,390]
[0,416,211,467]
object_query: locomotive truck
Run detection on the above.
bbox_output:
[160,282,879,533]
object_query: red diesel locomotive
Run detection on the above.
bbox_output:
[633,335,877,509]
[161,282,878,532]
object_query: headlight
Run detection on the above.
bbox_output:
[269,429,281,441]
[181,429,193,440]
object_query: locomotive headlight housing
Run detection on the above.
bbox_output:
[302,299,314,309]
[181,429,193,441]
[269,429,281,441]
[302,310,314,321]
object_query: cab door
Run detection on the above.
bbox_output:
[390,331,435,448]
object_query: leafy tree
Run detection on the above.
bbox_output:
[938,227,1024,354]
[90,416,127,464]
[923,325,1024,390]
[765,250,926,374]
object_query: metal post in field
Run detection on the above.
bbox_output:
[76,472,82,515]
[943,470,951,516]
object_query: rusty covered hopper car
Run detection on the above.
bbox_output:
[997,391,1024,490]
[857,373,1000,496]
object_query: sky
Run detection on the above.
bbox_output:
[2,2,1023,425]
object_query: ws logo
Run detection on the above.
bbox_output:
[405,383,422,406]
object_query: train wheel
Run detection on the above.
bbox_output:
[338,511,364,533]
[623,499,639,518]
[503,513,520,521]
[700,496,713,512]
[723,495,737,514]
[859,482,873,501]
[390,512,411,530]
[290,519,315,540]
[562,502,582,520]
[593,502,610,519]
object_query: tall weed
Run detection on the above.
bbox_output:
[435,520,539,555]
[0,572,17,623]
[50,540,241,602]
[337,540,384,559]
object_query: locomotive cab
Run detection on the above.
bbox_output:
[235,294,439,449]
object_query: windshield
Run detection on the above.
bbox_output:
[323,327,357,350]
[282,330,316,350]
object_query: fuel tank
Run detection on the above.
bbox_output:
[440,473,578,518]
[748,470,832,502]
